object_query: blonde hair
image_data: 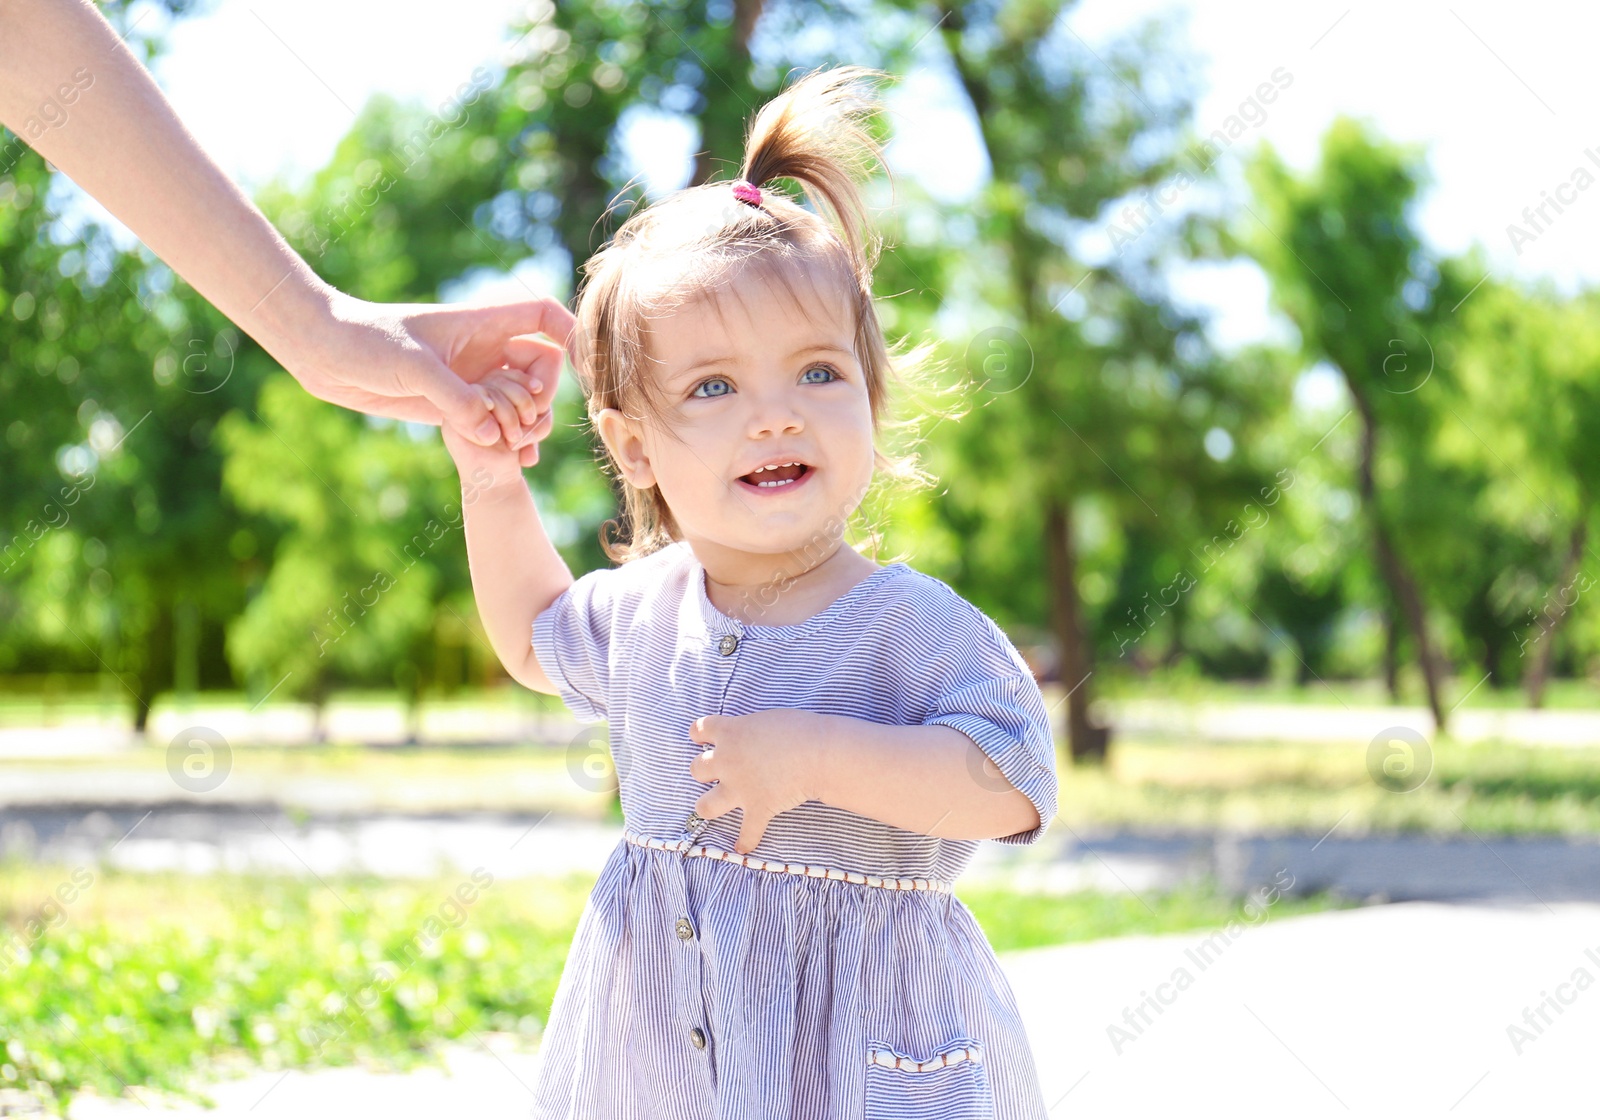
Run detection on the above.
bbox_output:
[569,64,948,565]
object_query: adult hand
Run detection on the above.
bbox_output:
[688,710,825,855]
[307,293,576,468]
[0,0,580,468]
[439,345,564,489]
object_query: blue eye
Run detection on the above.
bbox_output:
[690,377,733,399]
[688,364,841,399]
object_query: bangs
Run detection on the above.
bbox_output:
[638,233,857,330]
[617,241,862,429]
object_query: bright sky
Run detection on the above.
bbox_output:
[107,0,1600,371]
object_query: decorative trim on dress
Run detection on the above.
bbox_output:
[624,830,954,893]
[865,1042,985,1071]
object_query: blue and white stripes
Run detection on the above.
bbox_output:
[528,539,1058,1118]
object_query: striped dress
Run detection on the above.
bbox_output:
[527,539,1059,1119]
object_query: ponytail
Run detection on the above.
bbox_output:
[736,65,890,273]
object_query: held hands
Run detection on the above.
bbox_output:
[688,711,824,855]
[305,292,574,470]
[439,361,562,488]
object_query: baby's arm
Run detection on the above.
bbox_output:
[688,710,1040,854]
[694,597,1057,853]
[807,717,1041,841]
[442,371,573,694]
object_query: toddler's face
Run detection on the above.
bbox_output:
[595,267,875,564]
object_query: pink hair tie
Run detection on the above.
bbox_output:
[731,179,764,208]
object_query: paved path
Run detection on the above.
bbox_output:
[1014,899,1599,1117]
[64,1036,543,1119]
[9,695,1600,756]
[997,829,1600,904]
[63,901,1598,1117]
[6,804,1597,903]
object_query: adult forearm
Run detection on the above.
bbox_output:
[0,0,333,365]
[806,714,1040,841]
[459,478,572,687]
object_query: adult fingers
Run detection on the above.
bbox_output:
[503,333,571,386]
[399,350,503,446]
[482,296,578,355]
[405,297,575,444]
[434,297,576,379]
[314,385,446,426]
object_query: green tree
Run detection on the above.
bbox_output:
[215,374,475,738]
[1236,116,1479,732]
[1448,274,1600,704]
[895,0,1289,761]
[0,142,261,728]
[1,1,289,729]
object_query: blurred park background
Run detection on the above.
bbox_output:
[2,0,1598,1115]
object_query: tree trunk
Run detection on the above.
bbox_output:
[1160,592,1188,669]
[1046,498,1109,764]
[1481,627,1505,691]
[131,599,174,737]
[940,0,1107,762]
[1351,391,1447,731]
[133,677,154,735]
[1524,514,1589,708]
[1382,608,1400,700]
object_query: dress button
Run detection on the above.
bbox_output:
[685,811,705,834]
[690,1027,707,1049]
[675,917,694,940]
[717,634,739,656]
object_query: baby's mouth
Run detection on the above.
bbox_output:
[738,462,811,489]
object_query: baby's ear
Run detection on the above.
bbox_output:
[594,407,655,488]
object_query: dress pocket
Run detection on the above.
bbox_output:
[862,1037,995,1120]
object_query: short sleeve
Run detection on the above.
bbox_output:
[920,608,1060,846]
[531,567,616,723]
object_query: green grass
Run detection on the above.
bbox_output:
[1062,737,1600,837]
[0,863,1353,1114]
[0,865,592,1115]
[959,877,1355,954]
[1091,672,1600,711]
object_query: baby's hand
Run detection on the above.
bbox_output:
[688,710,824,854]
[440,365,555,487]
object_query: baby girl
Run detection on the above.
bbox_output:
[442,64,1059,1120]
